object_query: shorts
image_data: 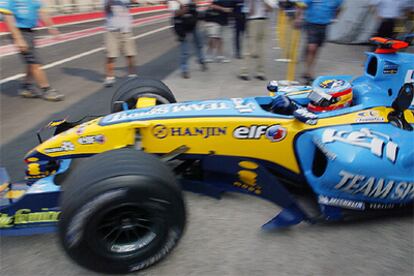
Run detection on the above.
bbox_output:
[19,29,40,64]
[305,23,328,47]
[105,31,137,58]
[205,22,223,38]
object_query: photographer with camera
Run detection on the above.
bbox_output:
[169,0,207,79]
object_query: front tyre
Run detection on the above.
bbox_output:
[58,149,186,274]
[111,78,176,113]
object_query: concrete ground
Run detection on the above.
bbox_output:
[0,18,413,276]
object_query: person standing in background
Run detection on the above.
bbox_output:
[204,0,233,63]
[369,0,411,40]
[295,0,343,85]
[233,0,247,59]
[169,0,207,79]
[239,0,276,81]
[104,0,137,87]
[0,0,64,101]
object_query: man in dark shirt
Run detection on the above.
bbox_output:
[204,0,233,63]
[169,0,207,79]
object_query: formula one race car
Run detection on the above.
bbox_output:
[1,37,413,274]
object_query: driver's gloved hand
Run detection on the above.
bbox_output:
[271,95,296,115]
[293,108,318,125]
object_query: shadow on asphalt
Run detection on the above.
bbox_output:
[62,67,104,83]
[0,80,21,97]
[0,45,180,181]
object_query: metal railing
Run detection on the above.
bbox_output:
[45,0,167,15]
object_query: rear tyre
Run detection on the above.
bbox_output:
[58,148,186,274]
[111,78,176,113]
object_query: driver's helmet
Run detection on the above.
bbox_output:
[307,78,353,112]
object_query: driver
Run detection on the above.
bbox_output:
[270,79,353,124]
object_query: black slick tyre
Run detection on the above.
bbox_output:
[58,148,186,274]
[111,78,176,113]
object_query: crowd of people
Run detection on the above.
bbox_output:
[0,0,413,102]
[170,0,278,80]
[170,0,343,82]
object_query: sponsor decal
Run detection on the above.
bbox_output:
[233,125,287,142]
[0,209,61,228]
[313,138,337,160]
[44,141,75,154]
[281,86,312,94]
[294,108,318,125]
[367,203,407,209]
[152,124,168,139]
[231,98,255,113]
[170,102,230,113]
[404,70,414,84]
[383,62,398,75]
[78,135,106,145]
[130,229,179,272]
[368,203,396,209]
[103,106,169,124]
[76,124,86,135]
[319,79,345,89]
[102,102,231,124]
[318,195,365,210]
[71,120,98,136]
[152,124,227,139]
[233,161,262,194]
[355,110,385,123]
[322,128,398,162]
[335,170,414,200]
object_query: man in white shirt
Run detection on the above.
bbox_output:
[370,0,411,39]
[104,0,138,87]
[239,0,276,81]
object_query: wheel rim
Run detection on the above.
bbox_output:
[126,93,170,109]
[94,205,158,255]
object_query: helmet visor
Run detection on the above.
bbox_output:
[308,90,332,107]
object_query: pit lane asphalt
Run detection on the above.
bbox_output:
[0,18,413,276]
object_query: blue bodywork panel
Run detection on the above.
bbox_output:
[0,161,70,235]
[296,124,413,213]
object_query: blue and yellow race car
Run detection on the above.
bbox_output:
[1,38,413,274]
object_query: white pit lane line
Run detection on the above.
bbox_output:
[0,25,172,85]
[0,8,167,37]
[0,14,171,58]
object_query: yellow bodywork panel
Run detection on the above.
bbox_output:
[141,107,402,174]
[33,118,142,158]
[47,119,67,128]
[32,106,412,175]
[5,190,25,199]
[136,97,157,109]
[0,183,9,193]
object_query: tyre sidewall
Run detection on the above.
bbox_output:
[59,175,185,274]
